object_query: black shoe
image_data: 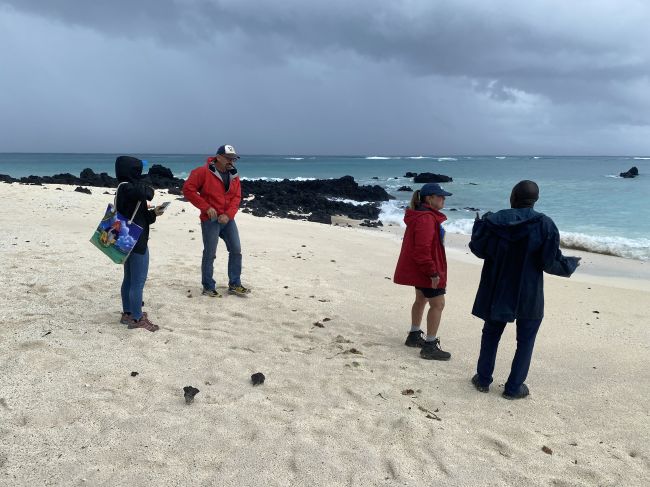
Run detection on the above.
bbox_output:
[471,374,489,393]
[228,285,251,296]
[404,330,425,347]
[201,288,222,298]
[419,338,451,361]
[502,384,530,400]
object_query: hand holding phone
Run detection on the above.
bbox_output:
[155,201,171,215]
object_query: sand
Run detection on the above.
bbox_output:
[1,183,648,486]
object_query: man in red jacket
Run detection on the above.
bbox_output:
[183,144,250,297]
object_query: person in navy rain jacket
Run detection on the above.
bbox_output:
[469,180,581,399]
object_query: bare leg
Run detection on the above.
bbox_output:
[410,289,428,327]
[425,295,445,337]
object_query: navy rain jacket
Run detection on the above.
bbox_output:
[115,156,156,255]
[469,208,579,322]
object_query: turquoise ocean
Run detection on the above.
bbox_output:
[1,153,648,260]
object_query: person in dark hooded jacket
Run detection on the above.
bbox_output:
[115,155,164,332]
[394,183,453,361]
[469,180,580,399]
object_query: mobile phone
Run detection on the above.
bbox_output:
[157,201,171,213]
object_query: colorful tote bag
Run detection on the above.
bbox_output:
[90,183,143,264]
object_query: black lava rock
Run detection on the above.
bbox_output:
[183,386,200,404]
[74,186,92,194]
[413,173,453,183]
[619,166,639,178]
[251,372,265,386]
[397,186,413,192]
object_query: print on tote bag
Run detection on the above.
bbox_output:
[90,184,143,264]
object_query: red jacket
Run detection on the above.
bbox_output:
[394,205,448,289]
[182,159,242,222]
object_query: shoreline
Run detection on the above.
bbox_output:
[5,180,649,287]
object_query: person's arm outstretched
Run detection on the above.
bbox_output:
[541,218,580,276]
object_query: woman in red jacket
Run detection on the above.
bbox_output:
[394,183,452,360]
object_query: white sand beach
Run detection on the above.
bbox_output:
[1,183,648,486]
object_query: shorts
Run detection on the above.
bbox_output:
[415,287,446,298]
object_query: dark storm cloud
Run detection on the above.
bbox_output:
[5,1,649,102]
[1,0,649,154]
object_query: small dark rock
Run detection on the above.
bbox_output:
[130,371,139,377]
[401,389,415,395]
[313,321,324,328]
[183,386,200,403]
[413,172,453,183]
[251,372,265,386]
[74,186,91,194]
[542,446,553,455]
[397,186,413,192]
[619,166,639,178]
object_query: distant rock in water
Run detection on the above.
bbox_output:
[397,186,413,192]
[413,172,453,183]
[619,166,639,178]
[404,172,418,178]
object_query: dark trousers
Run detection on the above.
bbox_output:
[476,318,543,396]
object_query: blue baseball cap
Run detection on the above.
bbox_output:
[421,183,452,197]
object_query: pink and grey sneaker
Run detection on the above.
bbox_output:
[127,315,159,332]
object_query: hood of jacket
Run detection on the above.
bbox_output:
[484,207,544,242]
[115,155,145,183]
[206,157,240,178]
[404,204,447,226]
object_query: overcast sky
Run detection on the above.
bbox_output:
[1,0,649,155]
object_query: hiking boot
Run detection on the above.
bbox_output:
[471,374,489,393]
[420,338,451,361]
[120,311,147,325]
[502,384,530,400]
[228,285,251,296]
[202,288,222,298]
[128,316,159,332]
[405,330,426,348]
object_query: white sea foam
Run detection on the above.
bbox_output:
[495,156,506,159]
[437,157,458,162]
[241,176,318,181]
[560,232,650,261]
[327,197,368,206]
[366,156,393,160]
[407,156,434,160]
[378,201,407,226]
[285,157,304,160]
[442,218,474,235]
[605,175,622,179]
[633,157,650,160]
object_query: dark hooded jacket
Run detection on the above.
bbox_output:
[469,208,579,322]
[115,156,156,255]
[394,204,448,289]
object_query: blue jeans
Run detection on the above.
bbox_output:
[121,249,149,321]
[476,318,543,395]
[201,219,242,290]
